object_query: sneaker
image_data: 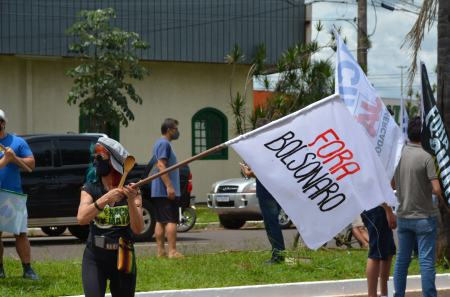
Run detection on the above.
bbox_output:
[22,267,41,280]
[263,258,283,266]
[0,267,5,279]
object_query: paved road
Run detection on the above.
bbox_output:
[2,227,301,261]
[2,226,398,261]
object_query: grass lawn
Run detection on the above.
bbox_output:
[1,247,448,297]
[194,205,219,223]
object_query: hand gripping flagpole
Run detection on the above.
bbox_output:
[130,143,228,190]
[0,143,32,173]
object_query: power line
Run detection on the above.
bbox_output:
[0,0,298,5]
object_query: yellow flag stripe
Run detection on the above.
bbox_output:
[433,156,441,178]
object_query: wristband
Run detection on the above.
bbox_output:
[136,204,142,209]
[94,201,103,211]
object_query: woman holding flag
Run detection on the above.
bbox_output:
[77,137,143,297]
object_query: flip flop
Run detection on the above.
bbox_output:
[169,252,183,259]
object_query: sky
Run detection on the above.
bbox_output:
[254,0,438,100]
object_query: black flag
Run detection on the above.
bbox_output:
[421,61,450,209]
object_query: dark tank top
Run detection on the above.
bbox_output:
[81,182,134,245]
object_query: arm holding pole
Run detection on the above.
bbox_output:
[0,143,33,172]
[0,146,16,171]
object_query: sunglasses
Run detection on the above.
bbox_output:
[90,155,110,163]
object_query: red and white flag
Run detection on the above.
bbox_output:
[226,94,398,249]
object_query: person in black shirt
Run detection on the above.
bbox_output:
[78,137,144,297]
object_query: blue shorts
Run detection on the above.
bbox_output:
[362,206,396,261]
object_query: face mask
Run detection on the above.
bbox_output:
[93,158,111,177]
[172,130,180,140]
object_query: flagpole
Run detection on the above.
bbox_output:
[131,143,228,189]
[400,94,404,133]
[420,60,425,123]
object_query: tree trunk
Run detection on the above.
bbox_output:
[436,196,450,261]
[436,0,450,262]
[438,0,450,125]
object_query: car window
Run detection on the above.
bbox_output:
[28,141,53,167]
[59,139,93,166]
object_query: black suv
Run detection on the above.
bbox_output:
[19,133,192,242]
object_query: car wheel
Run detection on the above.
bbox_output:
[41,226,67,236]
[133,199,156,242]
[177,208,196,233]
[219,216,246,229]
[68,225,90,241]
[278,209,292,229]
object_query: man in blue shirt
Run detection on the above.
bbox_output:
[0,110,40,280]
[152,118,181,258]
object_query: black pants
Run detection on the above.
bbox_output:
[82,242,137,297]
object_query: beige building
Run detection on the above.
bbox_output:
[0,1,309,202]
[1,55,253,202]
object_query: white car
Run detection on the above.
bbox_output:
[207,178,292,229]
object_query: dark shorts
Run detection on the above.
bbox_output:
[154,197,180,224]
[362,206,396,261]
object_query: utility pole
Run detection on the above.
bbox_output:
[357,0,368,71]
[398,65,407,96]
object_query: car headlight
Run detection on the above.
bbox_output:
[210,182,216,193]
[243,181,256,193]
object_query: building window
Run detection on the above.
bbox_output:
[192,108,228,160]
[79,115,120,141]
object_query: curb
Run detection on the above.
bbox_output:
[69,273,450,297]
[1,228,71,238]
[195,221,263,228]
[1,221,264,238]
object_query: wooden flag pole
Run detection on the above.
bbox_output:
[0,143,32,173]
[131,143,227,189]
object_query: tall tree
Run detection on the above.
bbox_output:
[403,0,450,261]
[65,8,150,135]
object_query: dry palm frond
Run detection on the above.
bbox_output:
[401,0,438,86]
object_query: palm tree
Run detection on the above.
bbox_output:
[403,0,450,262]
[228,23,340,134]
